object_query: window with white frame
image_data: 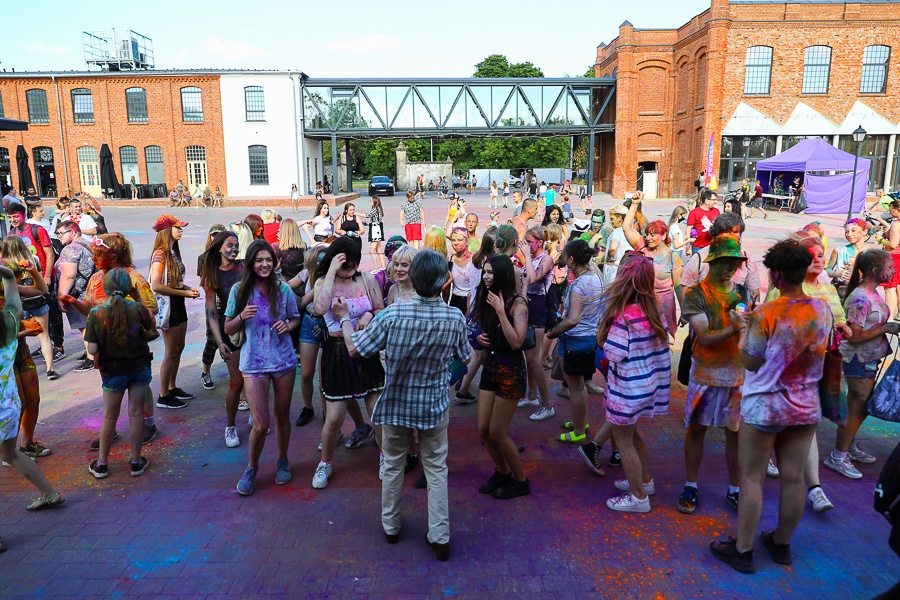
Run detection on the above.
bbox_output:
[802,46,831,94]
[245,86,265,121]
[743,46,773,95]
[180,87,204,122]
[126,87,148,122]
[861,45,890,94]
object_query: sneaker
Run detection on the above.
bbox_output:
[606,491,650,513]
[46,370,59,381]
[200,373,214,391]
[295,406,315,427]
[726,490,740,511]
[20,442,51,457]
[518,397,540,407]
[317,431,345,452]
[379,454,386,481]
[677,486,699,514]
[90,431,120,451]
[614,478,656,496]
[709,537,756,574]
[346,424,374,449]
[275,459,291,485]
[824,453,863,479]
[143,425,160,445]
[31,348,42,358]
[130,457,149,477]
[848,442,876,464]
[73,358,95,372]
[479,470,511,495]
[584,381,605,395]
[77,351,87,362]
[52,348,65,362]
[759,530,792,565]
[529,406,555,421]
[558,387,570,399]
[579,442,606,477]
[808,486,834,512]
[455,391,477,404]
[156,395,186,409]
[608,450,622,468]
[492,477,531,500]
[767,458,780,478]
[169,387,194,401]
[312,461,332,489]
[237,466,257,495]
[237,399,250,411]
[89,459,109,479]
[225,426,240,448]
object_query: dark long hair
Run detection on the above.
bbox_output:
[233,239,281,318]
[315,235,362,280]
[471,227,497,269]
[542,205,564,228]
[845,248,891,301]
[473,254,519,335]
[200,231,239,291]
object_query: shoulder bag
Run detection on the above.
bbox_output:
[819,332,848,426]
[152,262,171,330]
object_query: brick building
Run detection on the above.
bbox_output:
[593,0,900,198]
[0,71,226,198]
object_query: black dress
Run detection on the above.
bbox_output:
[340,217,362,250]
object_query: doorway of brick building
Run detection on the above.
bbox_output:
[0,147,11,195]
[77,146,101,196]
[186,145,208,194]
[33,146,57,197]
[638,161,658,199]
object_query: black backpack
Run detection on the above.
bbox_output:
[875,439,900,556]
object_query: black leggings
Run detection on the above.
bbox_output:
[202,317,217,367]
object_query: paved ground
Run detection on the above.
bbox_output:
[0,193,897,598]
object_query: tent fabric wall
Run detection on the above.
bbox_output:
[804,171,869,214]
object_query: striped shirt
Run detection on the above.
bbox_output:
[352,296,470,430]
[602,304,671,425]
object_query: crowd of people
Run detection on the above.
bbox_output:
[0,184,896,574]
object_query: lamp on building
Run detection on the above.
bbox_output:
[847,125,867,222]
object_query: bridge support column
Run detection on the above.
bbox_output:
[331,133,339,197]
[587,131,595,196]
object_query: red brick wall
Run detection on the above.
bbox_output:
[592,0,900,198]
[0,74,226,196]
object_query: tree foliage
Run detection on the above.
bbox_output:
[473,54,544,78]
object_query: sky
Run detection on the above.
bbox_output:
[4,0,711,77]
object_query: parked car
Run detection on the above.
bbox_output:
[368,176,395,196]
[508,176,524,188]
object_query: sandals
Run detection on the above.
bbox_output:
[26,491,65,512]
[558,432,587,444]
[563,422,590,432]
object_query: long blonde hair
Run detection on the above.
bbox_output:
[278,219,306,251]
[596,252,668,346]
[424,226,448,259]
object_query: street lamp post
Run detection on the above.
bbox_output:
[847,125,867,222]
[742,136,751,191]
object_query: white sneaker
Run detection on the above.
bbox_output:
[848,442,876,464]
[585,381,605,395]
[529,406,556,421]
[767,458,780,478]
[518,397,540,407]
[237,399,250,411]
[317,431,345,452]
[606,491,651,513]
[248,414,253,426]
[378,453,385,481]
[312,461,332,489]
[558,387,570,399]
[224,426,240,448]
[808,486,834,512]
[824,454,863,479]
[613,478,656,496]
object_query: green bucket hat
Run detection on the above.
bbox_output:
[704,233,747,263]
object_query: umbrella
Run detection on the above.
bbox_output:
[99,143,121,198]
[15,145,34,195]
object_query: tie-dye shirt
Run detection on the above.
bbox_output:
[225,280,300,374]
[740,296,832,426]
[683,279,751,386]
[840,287,891,364]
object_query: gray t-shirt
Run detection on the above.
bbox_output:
[401,199,423,224]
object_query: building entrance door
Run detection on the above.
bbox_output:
[33,147,57,197]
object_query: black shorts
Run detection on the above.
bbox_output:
[527,293,548,329]
[321,335,385,401]
[168,295,188,327]
[480,350,526,400]
[449,294,467,315]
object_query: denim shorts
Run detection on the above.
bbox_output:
[23,303,50,318]
[556,333,597,357]
[101,367,152,393]
[843,355,879,380]
[299,313,323,345]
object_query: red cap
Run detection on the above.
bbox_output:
[153,214,188,232]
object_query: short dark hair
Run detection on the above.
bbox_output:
[408,250,449,298]
[709,212,745,237]
[60,220,82,235]
[700,189,717,203]
[5,203,25,216]
[763,239,812,286]
[316,235,362,280]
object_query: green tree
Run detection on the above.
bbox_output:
[474,54,544,78]
[583,65,597,78]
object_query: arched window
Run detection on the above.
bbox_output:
[180,87,204,122]
[245,86,265,121]
[145,145,165,184]
[126,87,148,122]
[71,88,94,123]
[120,146,139,184]
[743,46,773,95]
[26,89,50,124]
[802,46,831,94]
[861,45,890,94]
[248,145,269,185]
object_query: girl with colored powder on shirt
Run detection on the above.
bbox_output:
[825,249,900,479]
[517,226,555,421]
[448,228,476,315]
[224,239,301,496]
[826,218,868,301]
[85,268,156,479]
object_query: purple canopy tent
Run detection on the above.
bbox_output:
[755,138,871,214]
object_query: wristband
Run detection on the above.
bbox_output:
[340,317,352,326]
[239,314,244,321]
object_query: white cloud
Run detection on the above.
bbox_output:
[21,41,72,56]
[327,34,401,53]
[205,37,267,60]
